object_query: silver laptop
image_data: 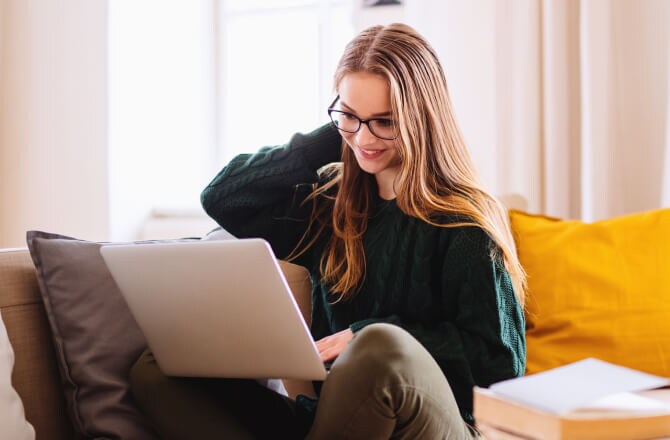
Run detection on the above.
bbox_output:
[100,239,327,381]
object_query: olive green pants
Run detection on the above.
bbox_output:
[130,323,479,439]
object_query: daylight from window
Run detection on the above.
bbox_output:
[108,0,354,240]
[220,1,354,163]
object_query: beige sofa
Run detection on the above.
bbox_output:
[0,249,73,439]
[0,246,317,440]
[6,197,670,439]
[9,196,664,440]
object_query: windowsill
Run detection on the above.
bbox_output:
[138,207,218,240]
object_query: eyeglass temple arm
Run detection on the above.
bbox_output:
[328,95,340,110]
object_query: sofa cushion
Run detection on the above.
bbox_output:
[26,231,167,439]
[510,208,670,377]
[0,310,35,440]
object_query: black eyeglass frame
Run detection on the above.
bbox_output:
[327,96,398,140]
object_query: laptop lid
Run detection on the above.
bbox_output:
[100,239,327,381]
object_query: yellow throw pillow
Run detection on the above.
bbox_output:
[510,208,670,377]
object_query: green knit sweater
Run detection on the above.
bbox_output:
[200,124,526,424]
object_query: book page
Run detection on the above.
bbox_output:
[489,358,670,414]
[574,391,670,414]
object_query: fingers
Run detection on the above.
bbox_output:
[315,328,355,362]
[315,333,339,351]
[316,336,341,362]
[319,348,338,363]
[316,337,335,358]
[315,335,332,350]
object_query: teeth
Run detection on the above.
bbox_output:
[362,149,381,154]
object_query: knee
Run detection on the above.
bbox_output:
[336,324,423,379]
[353,323,414,355]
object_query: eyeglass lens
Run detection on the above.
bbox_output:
[329,111,396,140]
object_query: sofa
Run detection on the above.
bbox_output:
[1,241,315,440]
[1,203,668,439]
[0,248,73,439]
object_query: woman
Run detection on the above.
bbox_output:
[131,23,526,439]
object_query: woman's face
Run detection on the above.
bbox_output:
[336,72,401,190]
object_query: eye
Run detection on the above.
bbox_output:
[342,112,358,121]
[375,119,393,127]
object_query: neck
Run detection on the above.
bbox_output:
[375,167,400,200]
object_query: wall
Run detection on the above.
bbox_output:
[0,0,109,248]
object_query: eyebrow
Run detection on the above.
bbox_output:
[340,101,392,118]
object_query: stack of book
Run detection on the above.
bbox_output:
[474,359,670,440]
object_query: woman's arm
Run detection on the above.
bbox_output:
[348,227,526,423]
[201,124,341,262]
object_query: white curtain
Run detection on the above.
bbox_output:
[0,1,3,62]
[0,0,5,112]
[410,0,670,221]
[0,0,109,248]
[664,36,670,207]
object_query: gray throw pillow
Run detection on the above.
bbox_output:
[26,231,199,440]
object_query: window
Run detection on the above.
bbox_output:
[108,0,354,240]
[216,0,354,164]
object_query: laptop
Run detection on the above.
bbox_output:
[100,239,327,381]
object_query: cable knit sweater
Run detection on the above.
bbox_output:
[200,124,526,424]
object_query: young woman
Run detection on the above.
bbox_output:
[130,23,526,439]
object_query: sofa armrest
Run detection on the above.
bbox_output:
[0,249,74,439]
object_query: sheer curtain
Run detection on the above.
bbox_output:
[664,38,670,207]
[0,1,3,81]
[410,0,670,221]
[0,0,109,247]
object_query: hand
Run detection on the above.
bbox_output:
[315,328,354,363]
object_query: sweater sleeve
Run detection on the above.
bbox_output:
[349,227,526,423]
[200,124,342,262]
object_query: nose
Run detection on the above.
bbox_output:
[354,122,377,147]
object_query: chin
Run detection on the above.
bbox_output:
[355,158,388,175]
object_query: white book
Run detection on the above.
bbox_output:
[474,359,670,440]
[489,358,670,414]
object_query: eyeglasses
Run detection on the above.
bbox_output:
[327,96,398,140]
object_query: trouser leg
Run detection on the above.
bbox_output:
[307,323,478,440]
[129,348,307,440]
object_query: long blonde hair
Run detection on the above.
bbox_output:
[290,23,525,304]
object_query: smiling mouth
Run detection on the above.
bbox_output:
[358,147,385,159]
